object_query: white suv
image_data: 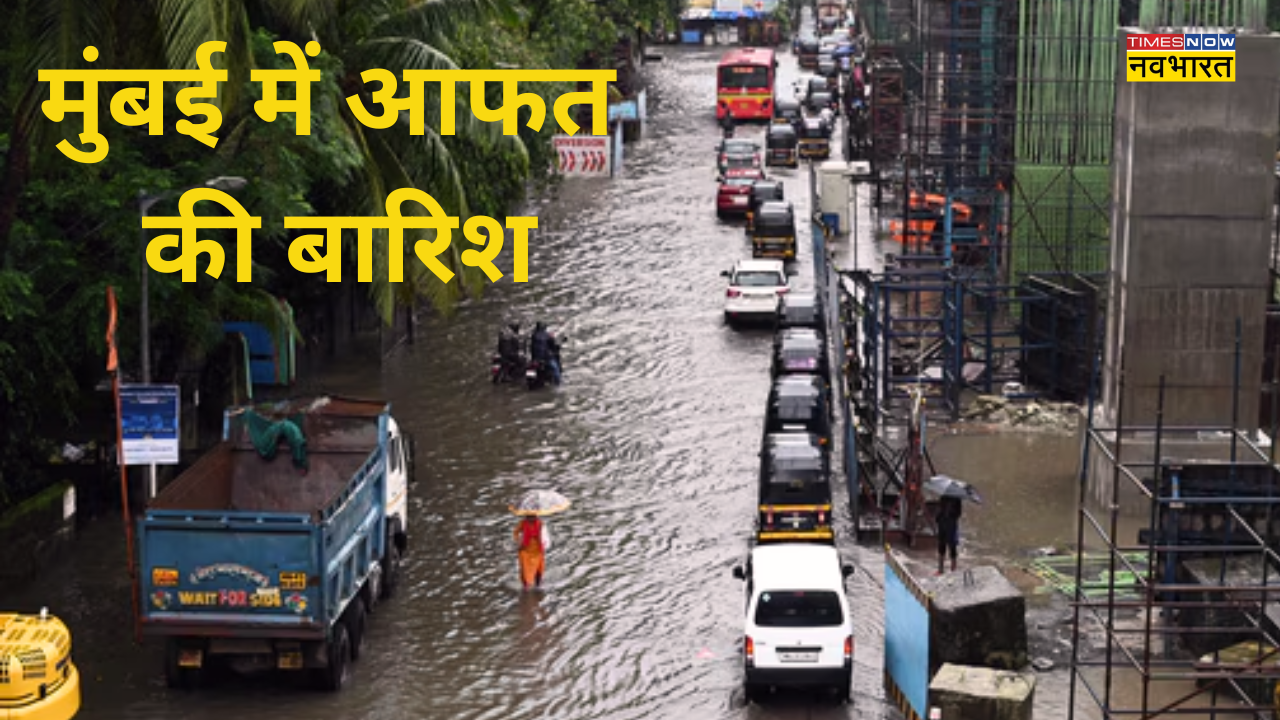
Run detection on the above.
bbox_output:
[722,259,789,326]
[731,543,855,703]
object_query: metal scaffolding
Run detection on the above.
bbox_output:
[1070,336,1280,719]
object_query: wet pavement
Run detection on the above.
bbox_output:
[8,43,1243,720]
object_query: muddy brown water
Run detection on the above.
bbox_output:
[7,47,1245,720]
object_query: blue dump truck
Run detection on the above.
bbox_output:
[137,396,413,691]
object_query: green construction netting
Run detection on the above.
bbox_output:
[245,411,309,470]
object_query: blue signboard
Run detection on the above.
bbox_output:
[608,101,639,122]
[120,384,180,465]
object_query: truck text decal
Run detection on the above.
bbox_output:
[189,563,271,587]
[175,588,283,608]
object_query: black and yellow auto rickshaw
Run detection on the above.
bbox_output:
[745,180,784,233]
[772,97,803,127]
[765,124,798,168]
[752,201,797,260]
[797,117,831,160]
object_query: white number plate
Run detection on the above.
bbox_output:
[778,651,819,662]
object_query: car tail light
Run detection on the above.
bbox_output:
[818,510,826,524]
[776,287,789,295]
[727,288,742,298]
[844,636,853,660]
[746,636,755,663]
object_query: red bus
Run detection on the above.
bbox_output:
[717,47,777,121]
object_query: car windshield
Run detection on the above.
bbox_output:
[735,271,784,287]
[719,65,771,90]
[725,178,756,187]
[773,403,818,422]
[756,218,794,236]
[722,139,758,154]
[755,591,844,627]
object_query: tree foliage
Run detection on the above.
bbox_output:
[0,0,657,502]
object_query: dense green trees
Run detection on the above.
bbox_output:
[0,0,673,505]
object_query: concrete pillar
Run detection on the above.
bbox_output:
[1101,30,1280,432]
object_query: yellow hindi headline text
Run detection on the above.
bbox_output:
[143,187,537,284]
[39,40,618,164]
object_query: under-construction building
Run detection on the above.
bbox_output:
[850,0,1280,714]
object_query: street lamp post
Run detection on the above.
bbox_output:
[137,176,247,500]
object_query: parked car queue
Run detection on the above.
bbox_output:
[711,12,866,707]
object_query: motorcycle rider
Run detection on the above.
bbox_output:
[720,112,735,138]
[529,322,562,385]
[496,322,523,379]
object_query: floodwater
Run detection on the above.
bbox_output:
[7,46,1253,720]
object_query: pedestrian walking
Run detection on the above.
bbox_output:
[514,515,551,589]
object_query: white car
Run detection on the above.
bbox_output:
[722,259,789,326]
[732,543,855,703]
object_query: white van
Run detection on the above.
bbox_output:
[731,543,855,703]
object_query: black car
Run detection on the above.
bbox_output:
[798,117,832,160]
[772,97,804,127]
[772,327,830,379]
[745,181,785,232]
[818,54,837,79]
[752,201,797,261]
[765,374,832,441]
[777,292,824,334]
[762,431,831,473]
[764,124,799,168]
[805,77,828,102]
[806,91,837,115]
[758,439,833,540]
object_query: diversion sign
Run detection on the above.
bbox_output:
[1126,33,1235,82]
[119,384,180,465]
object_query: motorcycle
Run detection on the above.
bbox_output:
[491,353,525,384]
[525,358,556,390]
[525,338,565,390]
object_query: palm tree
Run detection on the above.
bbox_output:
[2,0,525,321]
[161,0,527,319]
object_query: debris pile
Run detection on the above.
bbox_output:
[961,395,1080,432]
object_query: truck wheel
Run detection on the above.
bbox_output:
[345,597,367,662]
[164,639,202,690]
[381,542,401,600]
[744,683,760,704]
[317,624,351,692]
[363,564,382,616]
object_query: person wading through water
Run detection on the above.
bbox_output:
[514,515,551,589]
[935,495,962,575]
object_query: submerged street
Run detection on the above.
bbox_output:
[14,44,1098,720]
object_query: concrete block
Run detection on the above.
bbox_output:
[929,664,1035,720]
[926,566,1028,673]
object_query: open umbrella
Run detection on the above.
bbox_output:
[923,475,983,504]
[509,489,571,516]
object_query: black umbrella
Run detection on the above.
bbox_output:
[923,475,983,504]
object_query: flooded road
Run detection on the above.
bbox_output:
[15,40,1238,720]
[11,45,897,720]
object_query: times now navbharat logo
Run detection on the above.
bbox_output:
[1126,33,1236,82]
[1126,33,1236,51]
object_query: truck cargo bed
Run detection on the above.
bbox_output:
[150,397,384,518]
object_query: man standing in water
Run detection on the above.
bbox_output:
[514,515,551,589]
[935,495,962,575]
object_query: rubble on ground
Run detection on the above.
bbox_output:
[960,394,1080,432]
